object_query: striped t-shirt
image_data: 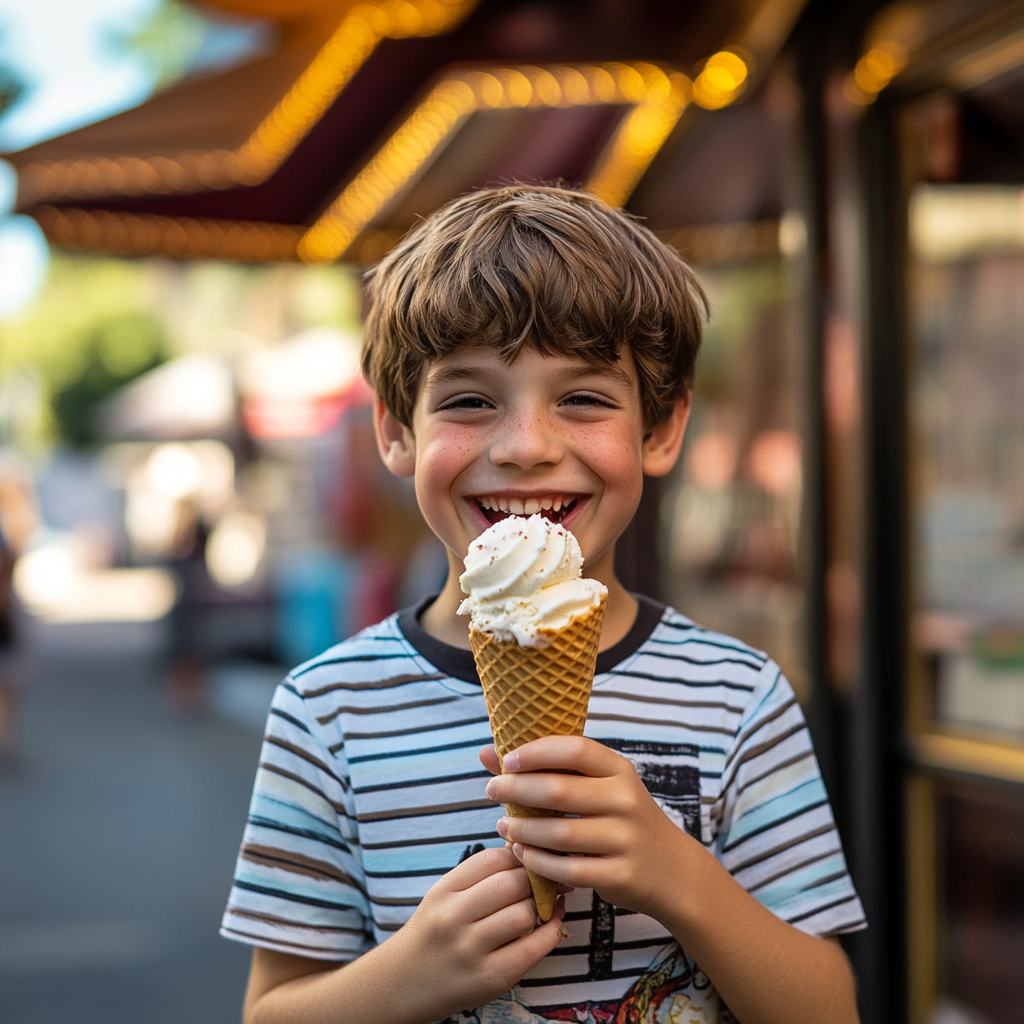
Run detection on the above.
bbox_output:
[222,595,865,1023]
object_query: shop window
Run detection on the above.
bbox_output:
[660,257,808,698]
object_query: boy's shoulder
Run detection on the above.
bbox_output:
[283,612,413,695]
[608,598,776,689]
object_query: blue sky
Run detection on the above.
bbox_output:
[0,0,160,152]
[0,0,159,317]
[0,0,270,318]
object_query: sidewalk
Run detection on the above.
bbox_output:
[0,637,274,1024]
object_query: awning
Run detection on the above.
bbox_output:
[5,0,809,264]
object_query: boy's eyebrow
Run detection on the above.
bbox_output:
[423,361,636,391]
[423,364,501,390]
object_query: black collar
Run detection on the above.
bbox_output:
[396,593,666,685]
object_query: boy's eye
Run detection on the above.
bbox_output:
[561,392,617,409]
[437,394,494,411]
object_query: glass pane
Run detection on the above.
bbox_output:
[909,190,1024,738]
[660,260,807,698]
[934,781,1024,1024]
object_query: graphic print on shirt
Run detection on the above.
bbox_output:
[599,738,702,839]
[448,944,729,1024]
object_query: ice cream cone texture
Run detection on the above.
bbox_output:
[459,515,608,921]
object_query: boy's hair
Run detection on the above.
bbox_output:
[361,184,709,430]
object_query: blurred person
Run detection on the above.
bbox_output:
[0,451,39,762]
[331,403,435,632]
[166,495,211,714]
[220,186,863,1024]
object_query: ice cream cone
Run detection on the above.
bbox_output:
[471,593,606,921]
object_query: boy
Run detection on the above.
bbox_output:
[222,184,865,1024]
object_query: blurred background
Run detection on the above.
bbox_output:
[0,1,1022,1022]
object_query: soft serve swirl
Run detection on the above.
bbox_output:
[458,514,607,647]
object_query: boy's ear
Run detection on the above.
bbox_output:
[374,399,416,478]
[641,392,692,477]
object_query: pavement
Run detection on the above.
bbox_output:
[0,630,282,1024]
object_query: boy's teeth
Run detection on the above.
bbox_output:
[476,495,576,520]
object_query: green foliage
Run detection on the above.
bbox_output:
[50,313,167,446]
[113,0,207,89]
[0,27,25,119]
[0,63,22,120]
[0,256,168,446]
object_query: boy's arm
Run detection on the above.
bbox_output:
[240,846,566,1024]
[484,739,859,1024]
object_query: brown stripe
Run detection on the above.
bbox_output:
[734,749,815,799]
[723,694,798,770]
[316,694,460,725]
[357,799,495,823]
[242,844,364,890]
[260,761,351,809]
[587,712,733,735]
[593,690,745,714]
[264,736,342,783]
[227,907,366,935]
[745,847,838,892]
[726,823,838,874]
[362,830,497,850]
[301,672,446,697]
[720,723,807,792]
[222,925,357,956]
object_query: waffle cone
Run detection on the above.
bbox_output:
[470,593,606,921]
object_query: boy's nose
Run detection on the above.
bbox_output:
[489,409,563,469]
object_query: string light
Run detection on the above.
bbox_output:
[298,61,692,263]
[17,0,479,206]
[587,65,692,209]
[33,206,302,262]
[692,51,749,110]
[843,40,908,106]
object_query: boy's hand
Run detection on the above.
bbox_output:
[481,736,693,918]
[243,847,566,1024]
[392,846,566,1020]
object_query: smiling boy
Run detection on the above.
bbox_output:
[223,185,865,1024]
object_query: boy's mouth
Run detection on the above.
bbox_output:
[474,495,579,526]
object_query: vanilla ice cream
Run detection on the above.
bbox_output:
[458,514,607,648]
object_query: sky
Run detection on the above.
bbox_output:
[0,0,269,319]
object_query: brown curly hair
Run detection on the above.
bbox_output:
[361,184,708,430]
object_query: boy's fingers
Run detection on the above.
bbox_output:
[443,845,522,891]
[451,859,534,922]
[488,772,626,815]
[474,895,545,949]
[479,745,502,776]
[501,735,625,777]
[511,844,593,890]
[489,898,567,970]
[499,813,619,854]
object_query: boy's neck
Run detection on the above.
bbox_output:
[418,546,638,652]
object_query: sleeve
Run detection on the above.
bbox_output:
[220,677,373,961]
[712,661,867,938]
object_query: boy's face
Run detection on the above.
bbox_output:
[375,345,688,580]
